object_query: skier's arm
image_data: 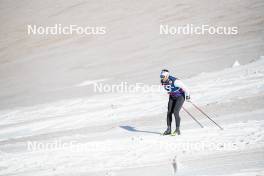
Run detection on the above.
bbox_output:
[174,80,190,99]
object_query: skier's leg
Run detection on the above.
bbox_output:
[167,97,174,127]
[173,96,185,135]
[164,97,174,135]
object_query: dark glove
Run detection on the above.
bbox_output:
[185,95,191,102]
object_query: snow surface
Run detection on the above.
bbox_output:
[0,59,263,176]
[232,60,241,68]
[0,0,264,175]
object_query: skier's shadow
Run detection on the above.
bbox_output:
[119,125,160,135]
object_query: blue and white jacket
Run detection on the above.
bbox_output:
[161,76,190,98]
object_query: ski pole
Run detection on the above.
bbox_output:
[190,101,223,130]
[182,107,204,128]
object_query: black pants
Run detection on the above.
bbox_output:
[167,95,185,128]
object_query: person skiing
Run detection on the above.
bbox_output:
[160,69,190,135]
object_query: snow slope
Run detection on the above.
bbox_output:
[0,0,264,175]
[0,0,264,109]
[0,58,263,176]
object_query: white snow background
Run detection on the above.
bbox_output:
[0,0,264,176]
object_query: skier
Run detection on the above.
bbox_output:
[160,69,190,135]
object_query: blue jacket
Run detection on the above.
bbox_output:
[161,76,189,98]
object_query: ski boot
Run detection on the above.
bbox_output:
[171,127,181,136]
[163,127,171,135]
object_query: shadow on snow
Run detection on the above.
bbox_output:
[119,125,161,135]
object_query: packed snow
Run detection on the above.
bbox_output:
[0,0,264,175]
[0,58,263,176]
